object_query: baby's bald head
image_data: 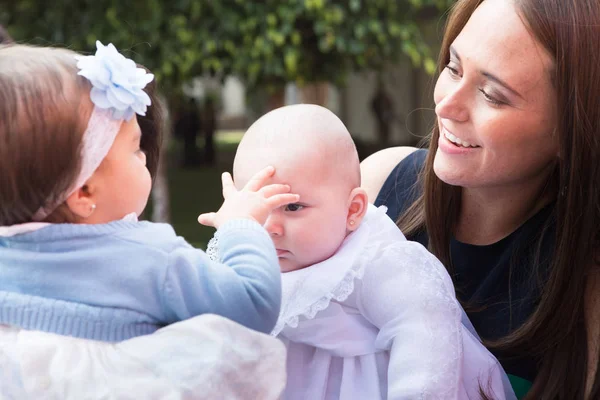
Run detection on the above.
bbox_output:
[233,104,360,190]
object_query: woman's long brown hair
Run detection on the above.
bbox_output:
[397,0,600,398]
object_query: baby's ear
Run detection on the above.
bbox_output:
[346,187,368,232]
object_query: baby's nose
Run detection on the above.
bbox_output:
[264,214,283,237]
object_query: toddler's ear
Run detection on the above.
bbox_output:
[346,187,368,232]
[65,184,97,221]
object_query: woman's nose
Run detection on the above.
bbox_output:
[434,81,470,123]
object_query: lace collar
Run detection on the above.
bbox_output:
[272,204,404,335]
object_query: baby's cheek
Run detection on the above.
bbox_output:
[304,233,343,264]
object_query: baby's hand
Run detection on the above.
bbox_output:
[198,166,299,228]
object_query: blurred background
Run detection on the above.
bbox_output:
[0,0,453,247]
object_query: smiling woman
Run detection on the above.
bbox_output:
[433,0,558,201]
[361,0,600,398]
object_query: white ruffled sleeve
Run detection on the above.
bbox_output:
[356,241,463,400]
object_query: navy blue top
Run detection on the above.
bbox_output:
[375,149,555,382]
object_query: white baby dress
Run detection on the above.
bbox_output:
[272,205,516,400]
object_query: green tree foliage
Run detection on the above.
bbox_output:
[1,0,214,98]
[0,0,452,92]
[211,0,452,88]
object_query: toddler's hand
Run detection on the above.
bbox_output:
[198,166,299,228]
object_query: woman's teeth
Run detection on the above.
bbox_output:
[444,130,479,148]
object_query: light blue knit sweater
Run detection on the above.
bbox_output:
[0,218,281,341]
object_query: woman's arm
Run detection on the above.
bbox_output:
[360,146,417,203]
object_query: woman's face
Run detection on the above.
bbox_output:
[433,0,558,191]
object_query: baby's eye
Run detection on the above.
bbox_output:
[284,203,304,212]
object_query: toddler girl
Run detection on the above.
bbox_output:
[0,42,298,341]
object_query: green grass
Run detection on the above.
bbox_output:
[166,130,244,249]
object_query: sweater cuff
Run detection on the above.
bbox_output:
[206,219,273,263]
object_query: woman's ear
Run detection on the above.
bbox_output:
[346,187,368,231]
[65,184,97,220]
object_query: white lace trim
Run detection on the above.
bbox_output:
[271,255,369,335]
[206,233,220,262]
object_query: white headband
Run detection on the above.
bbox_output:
[32,41,154,221]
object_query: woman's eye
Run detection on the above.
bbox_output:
[284,203,304,212]
[478,88,504,106]
[444,63,461,78]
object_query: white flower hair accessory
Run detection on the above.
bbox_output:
[32,41,154,221]
[75,41,154,121]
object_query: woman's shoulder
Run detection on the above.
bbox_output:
[362,148,427,223]
[360,146,420,203]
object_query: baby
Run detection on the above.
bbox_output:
[209,104,516,399]
[0,42,298,341]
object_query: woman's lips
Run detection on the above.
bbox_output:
[441,125,480,148]
[438,124,481,155]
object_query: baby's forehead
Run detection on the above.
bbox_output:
[234,147,325,185]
